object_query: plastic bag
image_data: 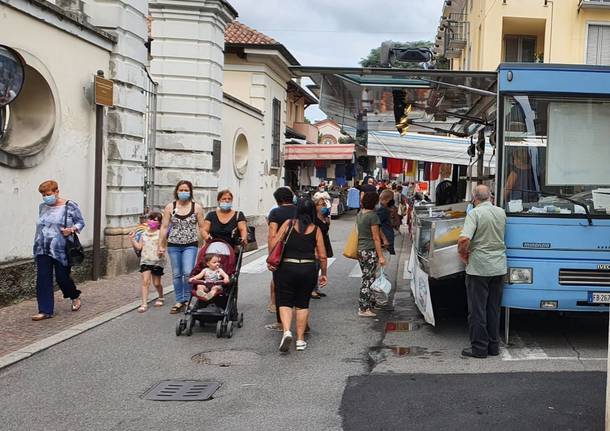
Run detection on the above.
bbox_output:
[371,268,391,296]
[342,224,359,259]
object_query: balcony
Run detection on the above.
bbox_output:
[579,0,610,9]
[444,13,469,50]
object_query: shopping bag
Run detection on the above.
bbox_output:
[371,268,392,296]
[342,224,359,259]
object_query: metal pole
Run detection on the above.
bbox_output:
[476,129,485,185]
[92,71,104,280]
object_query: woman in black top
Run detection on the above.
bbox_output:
[270,198,328,353]
[312,192,333,299]
[202,189,248,246]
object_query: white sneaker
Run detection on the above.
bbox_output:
[279,331,292,352]
[296,340,307,351]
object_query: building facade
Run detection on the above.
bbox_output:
[0,0,238,304]
[435,0,610,71]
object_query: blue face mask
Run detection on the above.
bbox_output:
[321,207,330,217]
[177,191,191,201]
[43,195,57,206]
[219,202,232,211]
[466,203,474,214]
[293,195,298,205]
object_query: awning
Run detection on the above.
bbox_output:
[284,144,355,161]
[368,131,495,166]
[291,66,497,138]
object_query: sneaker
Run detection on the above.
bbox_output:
[279,331,293,352]
[296,340,307,351]
[358,309,377,318]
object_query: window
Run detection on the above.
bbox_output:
[586,24,610,65]
[233,134,248,178]
[212,139,221,171]
[501,95,610,217]
[271,98,281,167]
[504,36,536,62]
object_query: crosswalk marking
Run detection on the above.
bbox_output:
[241,256,336,275]
[349,262,362,278]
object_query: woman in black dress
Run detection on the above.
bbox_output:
[270,198,328,353]
[312,192,333,299]
[202,189,248,246]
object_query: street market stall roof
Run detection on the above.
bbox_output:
[368,131,495,166]
[284,143,355,161]
[291,66,497,138]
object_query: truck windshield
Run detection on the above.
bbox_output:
[500,95,610,217]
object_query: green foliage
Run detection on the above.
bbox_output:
[359,40,434,68]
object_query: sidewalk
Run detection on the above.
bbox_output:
[0,222,269,365]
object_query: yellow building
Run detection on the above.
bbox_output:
[435,0,610,71]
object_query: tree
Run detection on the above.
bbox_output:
[359,40,434,68]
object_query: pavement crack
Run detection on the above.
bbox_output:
[563,330,585,368]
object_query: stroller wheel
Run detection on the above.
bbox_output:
[216,320,223,338]
[237,313,244,328]
[185,315,195,336]
[226,321,234,338]
[175,319,184,336]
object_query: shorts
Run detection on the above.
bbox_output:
[139,265,164,276]
[274,262,317,309]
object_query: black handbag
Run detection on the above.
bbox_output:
[64,201,85,266]
[244,225,257,252]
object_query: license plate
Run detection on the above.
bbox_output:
[588,292,610,304]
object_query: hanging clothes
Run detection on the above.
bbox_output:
[423,162,431,181]
[347,187,360,209]
[430,163,441,181]
[387,158,404,175]
[439,163,452,179]
[315,160,326,169]
[382,157,388,169]
[335,162,346,178]
[335,176,346,186]
[405,160,417,177]
[327,164,335,179]
[345,162,353,180]
[316,167,327,178]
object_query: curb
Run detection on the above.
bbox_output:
[0,244,269,371]
[0,285,175,371]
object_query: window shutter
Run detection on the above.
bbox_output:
[587,25,601,65]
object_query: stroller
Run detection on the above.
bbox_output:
[175,238,244,338]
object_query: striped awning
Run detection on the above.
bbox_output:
[284,144,355,160]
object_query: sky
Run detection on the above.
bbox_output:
[227,0,443,121]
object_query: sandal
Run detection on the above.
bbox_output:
[137,304,148,313]
[169,303,184,314]
[265,322,283,331]
[311,292,321,299]
[154,298,165,307]
[31,313,52,321]
[71,298,82,312]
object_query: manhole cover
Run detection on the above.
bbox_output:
[143,380,221,401]
[192,350,260,367]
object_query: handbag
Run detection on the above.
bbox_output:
[266,220,295,270]
[64,201,85,266]
[244,225,258,252]
[342,217,359,259]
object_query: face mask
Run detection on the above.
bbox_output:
[321,207,330,217]
[219,202,232,211]
[43,195,57,206]
[147,220,160,230]
[466,203,474,214]
[293,195,298,205]
[319,187,325,192]
[177,191,191,201]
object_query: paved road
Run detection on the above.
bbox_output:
[0,214,607,430]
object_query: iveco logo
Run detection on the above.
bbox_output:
[599,264,610,270]
[523,242,551,249]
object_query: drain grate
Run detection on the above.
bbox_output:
[142,380,221,401]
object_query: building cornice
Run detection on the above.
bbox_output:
[149,0,238,25]
[0,0,116,51]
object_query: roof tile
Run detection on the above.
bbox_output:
[225,21,277,45]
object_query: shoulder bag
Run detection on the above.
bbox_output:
[343,214,359,260]
[266,219,295,270]
[64,200,85,266]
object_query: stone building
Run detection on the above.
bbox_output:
[0,0,237,303]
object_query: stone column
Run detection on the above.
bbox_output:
[85,0,151,275]
[149,0,237,209]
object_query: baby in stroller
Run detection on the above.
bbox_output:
[189,254,229,301]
